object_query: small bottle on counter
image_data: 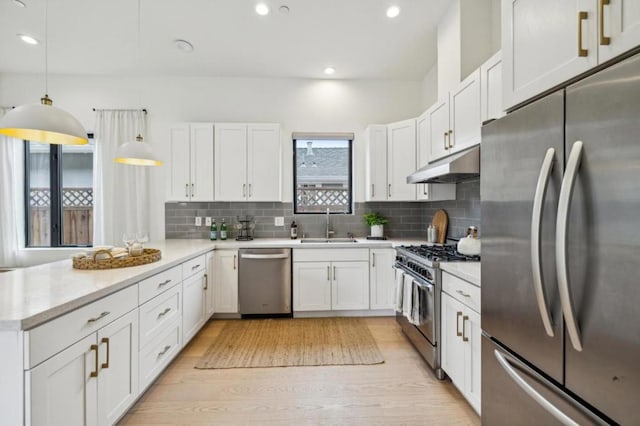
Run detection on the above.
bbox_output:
[220,219,227,240]
[210,220,217,240]
[290,221,298,239]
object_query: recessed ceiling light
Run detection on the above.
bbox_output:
[13,0,26,7]
[256,3,270,16]
[17,34,39,45]
[174,39,194,53]
[386,5,400,18]
[324,67,336,75]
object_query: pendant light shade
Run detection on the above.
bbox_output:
[0,95,88,145]
[114,134,163,166]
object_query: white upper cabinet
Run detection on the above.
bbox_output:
[364,120,416,202]
[168,123,214,202]
[480,51,504,122]
[503,0,640,110]
[449,68,482,155]
[365,125,388,202]
[599,0,640,62]
[428,69,481,164]
[387,119,417,201]
[215,123,281,202]
[416,110,456,202]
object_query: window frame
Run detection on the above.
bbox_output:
[292,136,354,215]
[24,137,94,248]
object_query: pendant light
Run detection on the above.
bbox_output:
[0,0,88,145]
[113,0,162,166]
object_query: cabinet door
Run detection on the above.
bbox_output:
[214,250,239,313]
[182,272,206,344]
[205,252,215,318]
[331,261,370,310]
[168,124,191,202]
[293,262,331,311]
[97,309,139,426]
[27,334,98,426]
[600,0,640,62]
[387,119,416,201]
[449,69,481,155]
[502,0,597,109]
[464,308,482,415]
[417,183,456,202]
[365,125,388,201]
[416,111,430,169]
[247,124,281,201]
[215,124,248,201]
[428,98,451,162]
[189,123,214,201]
[481,51,504,122]
[369,249,395,310]
[441,293,465,390]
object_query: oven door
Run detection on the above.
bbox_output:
[411,276,436,345]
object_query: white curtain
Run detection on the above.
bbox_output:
[0,107,24,267]
[93,110,149,246]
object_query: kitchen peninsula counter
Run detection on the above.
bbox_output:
[0,238,422,331]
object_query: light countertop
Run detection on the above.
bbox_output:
[0,238,424,331]
[440,262,481,286]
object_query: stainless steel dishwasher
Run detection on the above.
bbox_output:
[238,248,292,316]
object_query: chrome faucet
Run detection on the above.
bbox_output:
[326,207,334,239]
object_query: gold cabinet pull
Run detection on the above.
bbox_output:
[90,344,99,378]
[462,315,469,342]
[101,338,110,369]
[600,0,611,45]
[444,132,449,150]
[456,311,463,337]
[578,11,589,57]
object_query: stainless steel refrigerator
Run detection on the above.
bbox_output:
[481,52,640,425]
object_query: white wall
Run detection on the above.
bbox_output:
[421,65,438,110]
[0,73,422,249]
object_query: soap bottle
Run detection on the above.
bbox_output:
[290,221,298,239]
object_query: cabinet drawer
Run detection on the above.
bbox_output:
[138,265,182,305]
[182,255,206,279]
[293,248,369,262]
[139,285,182,347]
[25,285,138,368]
[443,271,480,313]
[139,320,181,391]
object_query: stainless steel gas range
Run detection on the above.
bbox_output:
[394,245,480,380]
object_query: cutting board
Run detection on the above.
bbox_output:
[432,210,448,244]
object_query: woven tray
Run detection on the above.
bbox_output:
[73,248,161,270]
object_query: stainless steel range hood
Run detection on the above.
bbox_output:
[406,146,480,184]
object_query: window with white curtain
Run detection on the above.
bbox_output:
[24,137,94,247]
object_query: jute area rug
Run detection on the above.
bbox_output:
[195,317,384,369]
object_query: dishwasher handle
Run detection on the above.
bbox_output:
[240,253,289,260]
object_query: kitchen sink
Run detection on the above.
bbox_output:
[300,238,358,243]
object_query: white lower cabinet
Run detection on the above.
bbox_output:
[293,249,370,312]
[369,249,395,310]
[214,249,239,313]
[441,272,481,414]
[205,252,215,318]
[182,271,207,345]
[331,262,369,310]
[293,261,332,311]
[27,309,139,426]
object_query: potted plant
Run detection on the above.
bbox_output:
[364,212,388,238]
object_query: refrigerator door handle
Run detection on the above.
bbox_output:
[494,349,580,426]
[531,148,556,337]
[556,141,584,352]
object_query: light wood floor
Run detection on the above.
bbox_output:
[119,317,480,425]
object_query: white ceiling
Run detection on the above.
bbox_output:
[0,0,450,80]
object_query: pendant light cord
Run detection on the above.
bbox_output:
[44,0,49,95]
